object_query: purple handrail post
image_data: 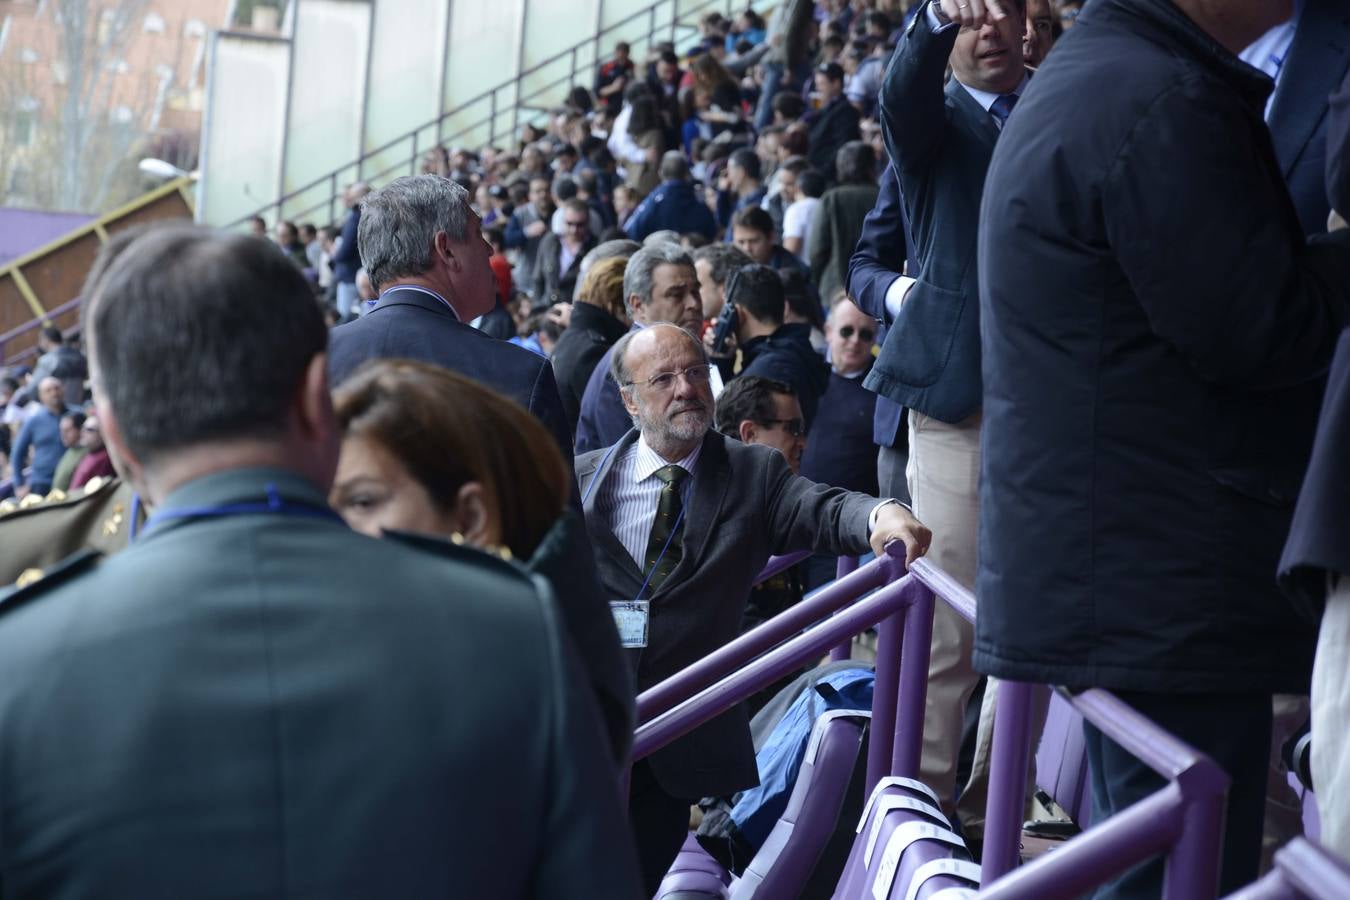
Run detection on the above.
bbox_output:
[982,680,1037,884]
[829,556,859,660]
[1163,766,1225,898]
[891,578,933,778]
[864,558,909,792]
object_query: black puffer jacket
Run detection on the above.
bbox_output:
[550,301,629,433]
[974,0,1350,693]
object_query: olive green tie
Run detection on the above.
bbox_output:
[643,465,689,591]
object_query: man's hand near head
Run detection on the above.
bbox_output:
[870,502,933,567]
[936,0,1011,29]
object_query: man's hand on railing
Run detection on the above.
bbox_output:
[870,503,932,567]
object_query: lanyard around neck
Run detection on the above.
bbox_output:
[633,504,687,602]
[132,483,343,542]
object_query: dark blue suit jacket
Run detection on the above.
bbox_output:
[846,164,911,447]
[328,287,574,471]
[332,207,362,284]
[1280,328,1350,619]
[574,338,634,455]
[1267,0,1350,236]
[624,180,718,241]
[869,6,1001,423]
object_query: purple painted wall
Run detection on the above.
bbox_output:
[0,207,95,266]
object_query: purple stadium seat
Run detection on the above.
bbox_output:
[833,778,962,899]
[655,834,731,900]
[731,710,870,899]
[893,857,980,899]
[1034,690,1092,827]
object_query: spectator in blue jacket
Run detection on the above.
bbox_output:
[9,377,77,498]
[332,182,369,318]
[624,152,717,242]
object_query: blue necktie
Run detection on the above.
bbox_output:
[989,93,1019,128]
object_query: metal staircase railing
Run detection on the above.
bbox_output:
[229,0,770,231]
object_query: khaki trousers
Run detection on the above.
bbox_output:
[905,410,1046,838]
[905,411,984,818]
[959,676,1051,840]
[1312,576,1350,859]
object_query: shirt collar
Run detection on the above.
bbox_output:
[958,71,1029,114]
[633,433,702,483]
[377,285,460,321]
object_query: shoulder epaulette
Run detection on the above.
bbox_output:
[0,549,103,617]
[0,476,120,521]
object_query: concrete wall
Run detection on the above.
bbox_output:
[199,0,747,227]
[198,31,291,227]
[280,0,372,223]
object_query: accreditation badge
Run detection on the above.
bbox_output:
[609,600,650,648]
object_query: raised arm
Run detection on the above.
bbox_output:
[879,1,962,173]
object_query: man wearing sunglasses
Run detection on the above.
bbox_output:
[801,300,882,590]
[715,375,808,476]
[802,300,880,497]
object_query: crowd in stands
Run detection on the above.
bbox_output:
[220,0,1071,349]
[1,0,1349,897]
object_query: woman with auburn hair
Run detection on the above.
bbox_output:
[331,359,633,764]
[331,359,569,559]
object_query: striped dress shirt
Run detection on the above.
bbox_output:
[596,435,703,570]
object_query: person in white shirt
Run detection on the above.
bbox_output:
[782,168,825,264]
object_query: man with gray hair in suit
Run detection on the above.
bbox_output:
[577,322,932,893]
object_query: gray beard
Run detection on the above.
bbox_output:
[637,404,711,459]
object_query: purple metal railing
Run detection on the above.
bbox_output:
[632,542,935,795]
[829,556,859,661]
[901,559,1231,899]
[0,297,83,367]
[635,549,883,724]
[1225,838,1350,899]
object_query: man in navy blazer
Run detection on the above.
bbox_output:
[870,0,1029,834]
[1242,0,1350,236]
[328,175,573,473]
[332,183,369,318]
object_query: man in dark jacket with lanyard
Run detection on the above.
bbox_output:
[977,0,1350,894]
[578,323,932,893]
[0,224,641,898]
